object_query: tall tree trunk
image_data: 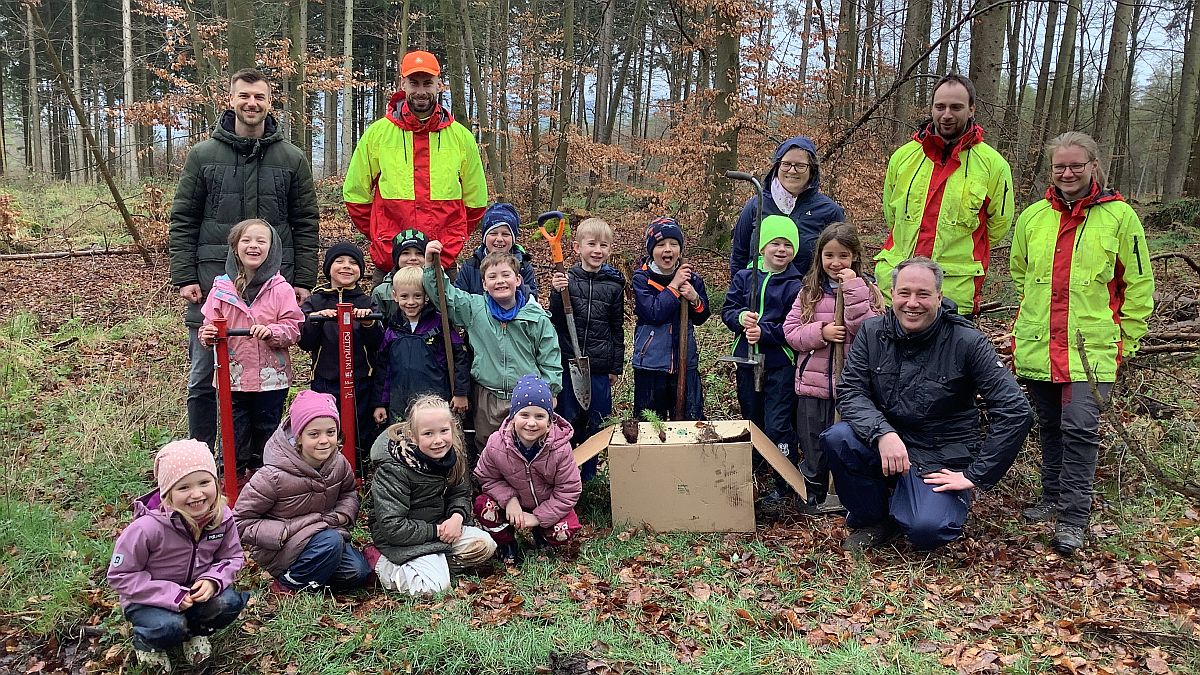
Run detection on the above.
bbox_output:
[340,0,354,174]
[181,0,217,126]
[0,51,7,176]
[497,0,511,176]
[1093,0,1134,175]
[998,1,1023,153]
[324,4,339,177]
[703,8,739,245]
[27,5,44,174]
[587,0,614,206]
[72,0,85,182]
[796,0,815,114]
[288,0,307,148]
[1049,0,1079,136]
[442,0,467,117]
[455,0,506,195]
[529,34,543,213]
[226,0,256,72]
[832,0,857,120]
[859,0,878,102]
[968,0,1006,130]
[1022,0,1058,195]
[935,2,952,75]
[122,0,136,181]
[894,0,933,140]
[1169,1,1200,198]
[1112,1,1142,192]
[548,0,575,208]
[604,0,646,143]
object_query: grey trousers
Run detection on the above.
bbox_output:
[1024,379,1112,528]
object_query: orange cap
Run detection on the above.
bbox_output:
[401,51,441,78]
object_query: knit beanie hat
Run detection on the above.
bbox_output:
[481,203,521,239]
[644,217,685,257]
[154,440,218,496]
[391,228,430,269]
[509,374,553,418]
[758,215,800,253]
[289,389,341,437]
[323,241,366,281]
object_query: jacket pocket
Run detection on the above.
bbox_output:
[1079,235,1119,283]
[957,179,989,224]
[632,329,655,368]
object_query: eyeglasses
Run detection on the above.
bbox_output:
[779,162,812,173]
[1051,162,1091,175]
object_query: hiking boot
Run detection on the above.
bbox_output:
[181,635,211,665]
[134,648,173,672]
[1022,499,1056,523]
[1051,524,1086,555]
[843,522,899,552]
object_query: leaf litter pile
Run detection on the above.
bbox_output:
[3,215,1200,674]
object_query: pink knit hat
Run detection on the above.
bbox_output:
[289,389,341,437]
[154,439,218,495]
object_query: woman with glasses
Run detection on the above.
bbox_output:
[729,136,845,278]
[1009,131,1155,555]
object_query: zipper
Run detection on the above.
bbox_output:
[902,154,925,219]
[639,330,654,358]
[1001,181,1009,216]
[174,516,201,586]
[1073,212,1090,252]
[1134,236,1143,274]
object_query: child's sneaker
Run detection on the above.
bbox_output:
[134,648,173,672]
[497,540,523,566]
[181,635,212,665]
[269,578,297,597]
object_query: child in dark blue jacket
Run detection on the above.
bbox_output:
[632,218,710,421]
[455,203,538,297]
[299,242,383,465]
[372,266,472,425]
[721,215,804,499]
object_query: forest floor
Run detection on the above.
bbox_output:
[3,178,1200,674]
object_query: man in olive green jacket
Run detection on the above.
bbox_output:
[169,69,320,450]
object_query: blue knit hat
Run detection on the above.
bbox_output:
[509,374,553,418]
[482,203,521,239]
[645,216,684,257]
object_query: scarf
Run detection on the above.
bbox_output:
[486,290,525,322]
[770,177,798,216]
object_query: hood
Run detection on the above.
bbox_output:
[1046,180,1123,216]
[386,91,454,133]
[212,110,286,154]
[496,413,574,461]
[131,489,232,529]
[765,135,822,196]
[913,120,984,163]
[262,423,330,478]
[224,223,284,304]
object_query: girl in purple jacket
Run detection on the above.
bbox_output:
[783,224,883,513]
[473,375,582,565]
[199,219,304,476]
[107,440,248,671]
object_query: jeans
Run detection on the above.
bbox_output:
[1024,380,1111,527]
[822,422,973,550]
[124,587,248,651]
[230,389,288,471]
[556,372,614,481]
[187,327,218,450]
[278,529,372,591]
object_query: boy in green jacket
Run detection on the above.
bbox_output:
[423,240,562,457]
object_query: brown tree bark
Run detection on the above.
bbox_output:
[894,0,934,140]
[454,0,506,195]
[548,0,575,208]
[968,0,1006,130]
[226,0,256,72]
[441,0,467,119]
[702,7,739,246]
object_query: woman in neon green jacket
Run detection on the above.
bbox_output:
[1010,131,1155,556]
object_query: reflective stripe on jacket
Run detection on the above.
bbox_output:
[1010,183,1155,383]
[877,122,1014,314]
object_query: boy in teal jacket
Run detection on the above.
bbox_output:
[423,240,562,456]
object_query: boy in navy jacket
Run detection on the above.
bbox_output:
[632,218,710,421]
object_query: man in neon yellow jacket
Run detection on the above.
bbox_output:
[1010,131,1154,556]
[878,75,1014,315]
[344,51,487,278]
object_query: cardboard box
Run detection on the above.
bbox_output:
[573,420,808,533]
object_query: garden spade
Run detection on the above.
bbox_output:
[717,170,766,391]
[538,211,591,410]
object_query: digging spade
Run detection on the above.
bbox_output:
[717,170,766,391]
[538,211,591,410]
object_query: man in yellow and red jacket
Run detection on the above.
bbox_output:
[878,74,1014,315]
[1010,131,1154,556]
[344,51,487,277]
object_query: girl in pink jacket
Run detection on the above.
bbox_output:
[474,375,582,565]
[199,219,303,475]
[783,223,883,513]
[107,440,248,671]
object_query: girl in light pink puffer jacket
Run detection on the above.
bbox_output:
[783,224,883,511]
